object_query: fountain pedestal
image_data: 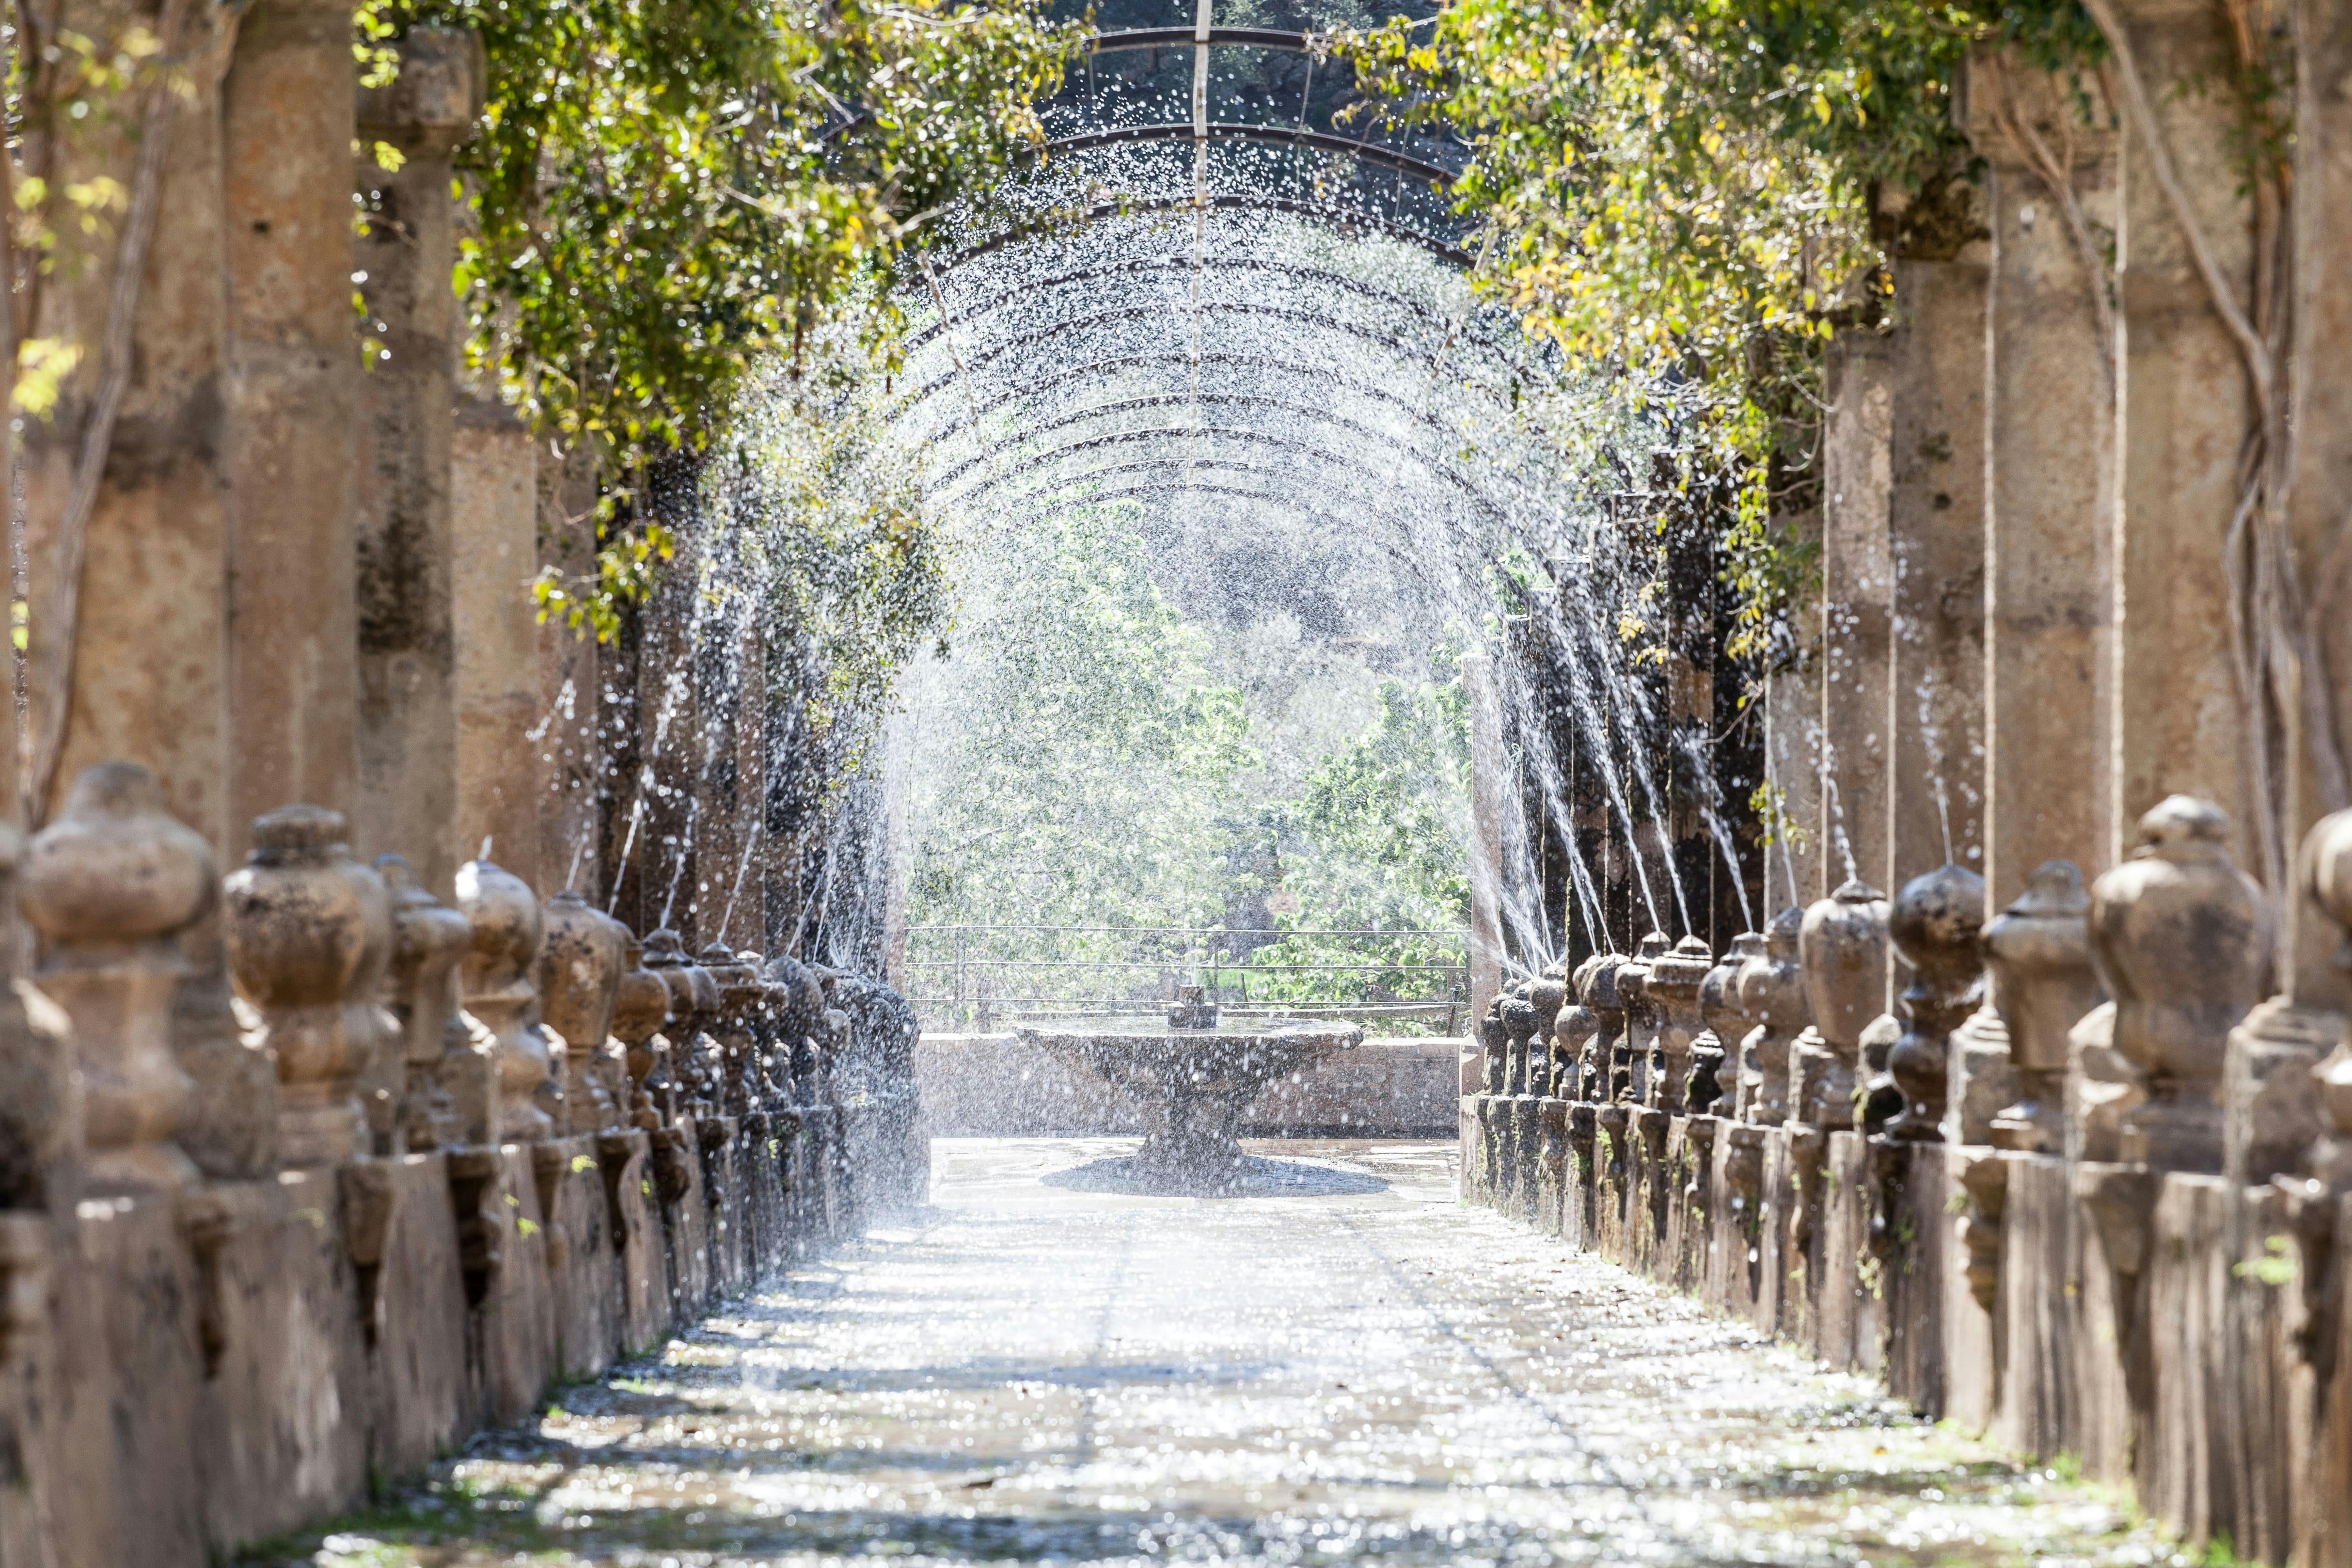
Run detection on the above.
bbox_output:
[1019,1014,1362,1192]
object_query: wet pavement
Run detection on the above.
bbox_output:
[255,1138,2184,1567]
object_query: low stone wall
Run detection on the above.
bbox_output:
[0,1100,922,1568]
[917,1034,1461,1137]
[1465,1099,2352,1568]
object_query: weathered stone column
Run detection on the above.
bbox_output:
[452,400,543,889]
[222,0,360,857]
[1818,333,1895,896]
[2107,0,2258,871]
[353,29,485,893]
[21,0,238,842]
[1965,55,2120,908]
[537,443,606,897]
[1886,214,1989,883]
[2222,0,2352,1191]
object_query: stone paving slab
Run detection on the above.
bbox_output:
[248,1138,2188,1567]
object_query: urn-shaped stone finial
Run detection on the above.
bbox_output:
[0,817,74,1209]
[1742,908,1811,1124]
[1985,862,2100,1154]
[456,859,555,1142]
[1645,935,1711,1114]
[698,941,765,1115]
[2088,796,2269,1172]
[1882,865,1985,1143]
[1476,996,1507,1097]
[612,935,674,1128]
[20,762,212,1193]
[766,951,825,1104]
[1499,991,1538,1098]
[223,807,395,1168]
[375,855,474,1151]
[1529,969,1566,1098]
[1702,933,1765,1114]
[1587,952,1635,1103]
[1622,932,1670,1104]
[642,928,723,1117]
[540,890,628,1134]
[1556,956,1602,1102]
[1792,881,1889,1130]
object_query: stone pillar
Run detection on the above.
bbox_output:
[537,442,605,898]
[222,0,360,859]
[1792,881,1889,1131]
[2108,0,2259,875]
[2222,0,2352,1191]
[1819,333,1895,896]
[1984,862,2102,1154]
[1742,907,1810,1125]
[1966,55,2120,908]
[1887,236,1989,883]
[539,890,626,1133]
[376,854,473,1150]
[1464,652,1508,1028]
[457,858,556,1141]
[1882,865,1987,1143]
[20,0,237,843]
[353,29,485,894]
[1763,585,1827,914]
[452,402,543,889]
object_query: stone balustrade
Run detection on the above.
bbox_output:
[0,765,923,1566]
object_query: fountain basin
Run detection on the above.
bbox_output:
[1016,1017,1363,1191]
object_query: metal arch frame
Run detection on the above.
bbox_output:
[916,356,1537,472]
[912,299,1482,387]
[949,443,1521,583]
[1086,26,1314,52]
[903,256,1529,369]
[934,194,1476,272]
[928,392,1505,508]
[1041,122,1459,188]
[1014,484,1439,583]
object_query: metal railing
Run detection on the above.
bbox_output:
[904,923,1470,1034]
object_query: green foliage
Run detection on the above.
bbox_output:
[1335,0,2102,642]
[906,503,1260,933]
[365,0,1084,454]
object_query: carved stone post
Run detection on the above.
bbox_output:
[1985,862,2102,1154]
[1555,959,1600,1102]
[1645,935,1711,1115]
[2087,796,2269,1173]
[1693,935,1757,1116]
[642,929,722,1119]
[1498,989,1537,1213]
[0,822,72,1209]
[222,806,394,1167]
[700,943,765,1117]
[1882,865,1985,1142]
[613,937,674,1129]
[20,763,212,1193]
[539,890,627,1134]
[1621,934,1667,1105]
[456,859,556,1142]
[1743,908,1811,1125]
[1793,881,1889,1131]
[376,855,472,1151]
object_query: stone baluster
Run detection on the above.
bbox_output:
[1590,957,1635,1184]
[1646,935,1711,1115]
[1691,937,1751,1117]
[20,763,214,1193]
[0,808,70,1210]
[641,929,723,1118]
[767,952,824,1107]
[1528,968,1565,1100]
[700,942,765,1117]
[1627,931,1665,1105]
[1498,989,1537,1215]
[1984,862,2102,1154]
[2289,813,2352,1386]
[613,936,674,1130]
[1556,955,1601,1101]
[1712,932,1768,1114]
[2087,796,2270,1173]
[374,855,474,1151]
[1743,907,1811,1125]
[455,859,557,1142]
[1792,881,1889,1131]
[539,890,628,1135]
[1881,865,1986,1143]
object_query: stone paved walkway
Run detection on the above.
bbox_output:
[257,1139,2184,1567]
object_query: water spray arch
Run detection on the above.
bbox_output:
[882,3,1766,985]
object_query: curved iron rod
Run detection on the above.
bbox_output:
[1042,121,1459,187]
[1086,26,1313,52]
[930,194,1475,272]
[913,298,1478,385]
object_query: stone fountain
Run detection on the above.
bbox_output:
[1017,985,1362,1192]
